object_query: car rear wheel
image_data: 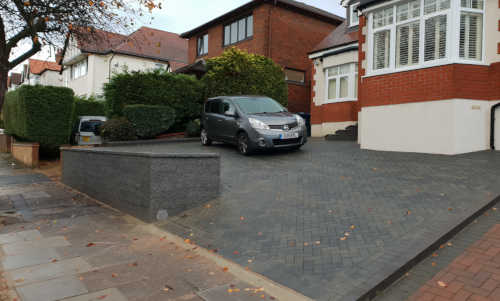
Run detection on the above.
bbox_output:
[201,129,212,146]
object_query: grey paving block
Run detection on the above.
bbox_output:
[0,229,41,244]
[16,276,88,301]
[2,236,70,255]
[198,282,276,301]
[1,248,61,270]
[9,257,92,285]
[21,191,51,199]
[60,288,128,301]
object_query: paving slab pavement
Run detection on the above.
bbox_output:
[0,154,287,301]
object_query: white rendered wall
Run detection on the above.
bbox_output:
[360,99,500,155]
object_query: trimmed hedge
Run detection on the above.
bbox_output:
[104,70,204,130]
[202,48,288,107]
[99,118,137,142]
[4,85,75,155]
[73,96,106,119]
[123,105,175,139]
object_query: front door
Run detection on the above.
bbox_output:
[495,105,500,150]
[219,100,239,142]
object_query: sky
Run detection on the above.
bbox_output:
[10,0,344,74]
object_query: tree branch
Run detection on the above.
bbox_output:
[8,42,41,69]
[6,21,46,51]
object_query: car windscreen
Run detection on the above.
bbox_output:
[80,120,103,133]
[232,97,285,114]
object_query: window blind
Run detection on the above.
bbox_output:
[424,15,447,61]
[373,30,390,69]
[397,21,420,67]
[461,0,483,9]
[459,12,482,60]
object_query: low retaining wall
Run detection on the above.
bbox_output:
[61,148,220,222]
[12,142,39,168]
[0,134,12,153]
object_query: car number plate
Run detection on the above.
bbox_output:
[280,132,299,139]
[82,136,90,142]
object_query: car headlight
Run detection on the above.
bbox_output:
[248,118,270,130]
[295,115,305,126]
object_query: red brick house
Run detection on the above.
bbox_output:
[310,0,500,154]
[178,0,343,113]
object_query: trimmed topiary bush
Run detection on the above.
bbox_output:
[99,118,137,142]
[4,85,75,155]
[185,119,201,137]
[123,105,175,139]
[202,47,288,107]
[103,70,204,130]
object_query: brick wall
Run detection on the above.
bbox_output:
[311,101,358,124]
[186,3,338,113]
[360,63,500,107]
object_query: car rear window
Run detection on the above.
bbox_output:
[232,97,285,114]
[80,120,104,132]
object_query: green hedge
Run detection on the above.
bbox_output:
[123,105,175,139]
[4,85,75,155]
[99,118,137,142]
[73,96,106,119]
[104,70,204,130]
[202,47,288,107]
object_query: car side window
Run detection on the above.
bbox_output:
[222,100,235,115]
[210,100,223,115]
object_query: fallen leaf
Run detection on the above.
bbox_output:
[340,237,347,241]
[129,262,138,267]
[14,278,24,283]
[432,253,438,257]
[233,251,239,255]
[448,208,453,211]
[240,216,245,221]
[51,259,58,263]
[447,242,453,247]
[439,244,445,249]
[437,281,447,288]
[350,225,356,230]
[111,273,118,278]
[97,295,108,300]
[205,204,212,208]
[432,262,437,266]
[86,242,95,247]
[79,276,84,281]
[223,267,229,272]
[184,239,191,244]
[163,284,174,292]
[303,242,309,246]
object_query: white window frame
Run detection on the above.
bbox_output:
[365,0,485,77]
[324,63,358,104]
[71,58,88,80]
[197,34,208,56]
[350,3,360,27]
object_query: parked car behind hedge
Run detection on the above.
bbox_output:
[3,85,74,156]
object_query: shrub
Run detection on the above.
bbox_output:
[185,119,201,137]
[73,95,106,119]
[123,105,175,139]
[4,85,75,155]
[99,118,137,142]
[104,70,204,130]
[202,48,288,107]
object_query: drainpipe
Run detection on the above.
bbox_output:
[491,103,500,150]
[108,52,116,82]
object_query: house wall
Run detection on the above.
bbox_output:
[357,2,500,154]
[310,49,359,137]
[360,99,500,155]
[40,70,63,87]
[65,53,170,97]
[186,3,338,113]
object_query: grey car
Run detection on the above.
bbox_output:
[201,96,307,155]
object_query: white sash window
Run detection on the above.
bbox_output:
[367,0,484,75]
[325,63,358,103]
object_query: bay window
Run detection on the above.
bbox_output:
[71,58,87,80]
[367,0,484,74]
[325,63,358,103]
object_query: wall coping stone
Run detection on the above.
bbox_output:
[61,147,219,159]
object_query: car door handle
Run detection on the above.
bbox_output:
[217,120,223,122]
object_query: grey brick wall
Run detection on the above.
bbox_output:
[61,148,220,222]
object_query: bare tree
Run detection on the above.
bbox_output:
[0,0,161,112]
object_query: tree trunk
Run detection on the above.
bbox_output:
[0,69,7,116]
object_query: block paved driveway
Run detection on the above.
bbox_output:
[107,140,500,301]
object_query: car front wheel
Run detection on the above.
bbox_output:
[237,132,253,155]
[201,129,212,146]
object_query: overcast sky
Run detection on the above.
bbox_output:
[10,0,345,73]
